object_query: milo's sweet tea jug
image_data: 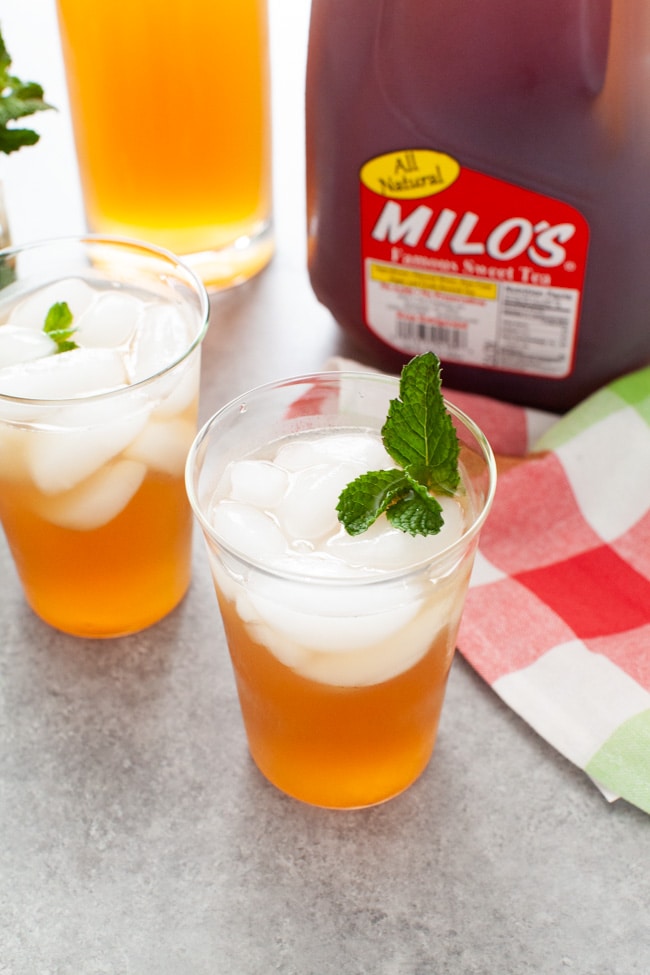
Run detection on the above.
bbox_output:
[305,0,650,411]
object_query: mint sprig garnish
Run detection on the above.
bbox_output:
[336,353,460,537]
[0,27,55,155]
[43,301,78,353]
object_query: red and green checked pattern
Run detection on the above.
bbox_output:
[450,367,650,815]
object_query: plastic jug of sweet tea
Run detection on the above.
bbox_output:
[305,0,650,411]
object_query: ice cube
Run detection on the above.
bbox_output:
[36,458,146,530]
[26,392,151,494]
[245,574,421,654]
[276,461,363,541]
[325,496,465,570]
[125,417,195,476]
[295,596,453,686]
[205,558,311,671]
[207,526,452,685]
[274,439,327,472]
[75,290,141,349]
[248,622,309,670]
[8,278,96,330]
[274,432,392,472]
[0,348,128,400]
[209,500,287,563]
[127,302,192,383]
[149,353,201,418]
[302,432,394,470]
[0,325,56,367]
[243,569,457,685]
[228,459,289,508]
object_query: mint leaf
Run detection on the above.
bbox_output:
[43,301,78,353]
[336,469,411,536]
[0,28,55,155]
[337,353,460,537]
[386,479,444,535]
[382,351,460,496]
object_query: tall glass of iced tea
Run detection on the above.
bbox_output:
[56,0,273,290]
[186,370,496,808]
[0,236,209,638]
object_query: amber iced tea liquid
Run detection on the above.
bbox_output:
[57,0,273,288]
[0,401,197,639]
[216,585,464,809]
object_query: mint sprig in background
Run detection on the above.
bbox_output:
[336,353,460,537]
[0,25,54,155]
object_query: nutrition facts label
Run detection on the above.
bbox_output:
[364,260,580,378]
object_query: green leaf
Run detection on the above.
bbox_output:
[336,352,461,538]
[336,469,411,536]
[386,477,444,536]
[0,126,39,154]
[43,301,78,353]
[0,85,49,125]
[53,339,79,353]
[382,351,460,495]
[0,27,55,155]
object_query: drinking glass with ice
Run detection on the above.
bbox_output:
[0,236,209,637]
[186,369,496,808]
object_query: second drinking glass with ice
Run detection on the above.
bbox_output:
[0,236,209,637]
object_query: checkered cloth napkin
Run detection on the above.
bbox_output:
[327,358,650,815]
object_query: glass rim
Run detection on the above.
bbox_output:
[185,369,497,587]
[0,233,210,406]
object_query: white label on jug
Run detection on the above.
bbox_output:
[360,150,589,378]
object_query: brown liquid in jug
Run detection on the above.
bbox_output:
[306,0,650,411]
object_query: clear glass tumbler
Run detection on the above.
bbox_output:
[186,370,496,808]
[0,235,209,637]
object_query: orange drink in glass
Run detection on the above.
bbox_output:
[186,371,496,808]
[0,236,209,637]
[56,0,273,289]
